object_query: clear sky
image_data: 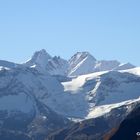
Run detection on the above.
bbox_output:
[0,0,140,65]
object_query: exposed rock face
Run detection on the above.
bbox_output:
[109,106,140,140]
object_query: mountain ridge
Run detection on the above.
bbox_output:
[0,49,134,76]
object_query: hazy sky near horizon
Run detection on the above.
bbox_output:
[0,0,140,65]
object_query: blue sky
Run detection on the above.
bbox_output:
[0,0,140,65]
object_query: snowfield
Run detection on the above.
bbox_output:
[59,68,140,119]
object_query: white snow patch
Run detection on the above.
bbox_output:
[121,67,140,76]
[86,98,140,119]
[62,71,107,92]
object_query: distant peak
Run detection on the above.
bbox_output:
[71,51,96,61]
[25,49,52,68]
[33,49,51,57]
[32,49,51,60]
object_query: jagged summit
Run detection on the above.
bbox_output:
[26,49,52,67]
[23,49,136,76]
[33,49,51,59]
[25,49,69,75]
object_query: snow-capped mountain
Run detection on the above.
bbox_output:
[68,52,135,76]
[25,49,52,68]
[0,50,137,119]
[2,49,136,120]
[68,52,97,76]
[25,49,69,75]
[0,49,139,140]
[24,49,135,76]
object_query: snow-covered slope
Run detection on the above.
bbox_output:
[0,66,64,113]
[0,66,70,139]
[87,98,140,119]
[43,68,140,119]
[121,67,140,75]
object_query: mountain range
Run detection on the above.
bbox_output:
[23,49,135,76]
[0,49,139,140]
